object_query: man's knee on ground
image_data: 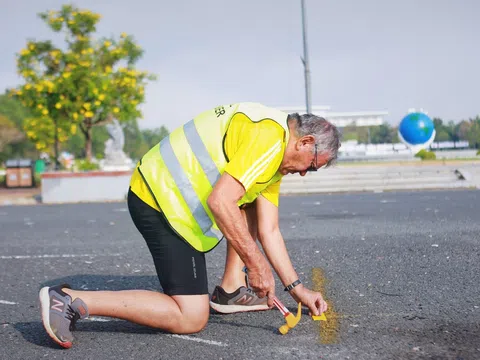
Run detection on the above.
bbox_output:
[176,311,209,334]
[172,294,210,334]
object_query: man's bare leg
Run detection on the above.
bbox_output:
[220,204,257,293]
[64,288,209,334]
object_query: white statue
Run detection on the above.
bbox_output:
[102,119,133,171]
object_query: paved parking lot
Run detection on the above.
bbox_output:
[1,189,479,359]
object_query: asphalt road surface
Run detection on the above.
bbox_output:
[1,190,479,360]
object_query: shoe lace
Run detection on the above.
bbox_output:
[66,305,81,331]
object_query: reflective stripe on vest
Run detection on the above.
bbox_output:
[159,121,223,241]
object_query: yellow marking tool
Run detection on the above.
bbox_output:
[312,313,327,321]
[272,297,302,335]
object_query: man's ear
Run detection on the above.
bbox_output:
[299,135,316,147]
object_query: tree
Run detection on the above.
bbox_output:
[465,116,480,149]
[434,128,451,142]
[141,126,170,148]
[0,93,33,128]
[341,124,369,143]
[0,115,24,153]
[390,126,399,143]
[10,4,155,164]
[370,123,393,144]
[432,117,450,143]
[457,120,471,142]
[445,120,460,143]
[0,94,36,161]
[65,125,109,159]
[124,124,170,162]
[122,119,149,162]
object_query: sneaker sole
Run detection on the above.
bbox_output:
[39,287,72,349]
[209,301,270,314]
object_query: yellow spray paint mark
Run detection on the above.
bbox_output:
[312,267,339,344]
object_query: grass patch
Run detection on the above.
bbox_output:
[415,149,436,160]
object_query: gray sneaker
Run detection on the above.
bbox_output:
[39,284,89,348]
[209,286,269,314]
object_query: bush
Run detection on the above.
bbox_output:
[477,150,480,156]
[415,149,437,160]
[33,173,42,187]
[75,159,100,171]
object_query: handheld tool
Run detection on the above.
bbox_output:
[312,313,327,321]
[272,297,302,335]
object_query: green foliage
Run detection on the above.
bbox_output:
[122,121,169,161]
[61,118,168,162]
[9,4,156,160]
[75,159,99,171]
[341,132,358,141]
[477,150,480,156]
[370,124,393,144]
[123,119,148,161]
[415,149,436,160]
[65,125,109,158]
[0,115,24,153]
[0,94,36,162]
[465,116,480,149]
[339,117,480,149]
[0,93,34,127]
[342,125,369,143]
[33,173,42,188]
[434,128,451,142]
[142,126,169,148]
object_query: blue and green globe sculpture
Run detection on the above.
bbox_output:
[398,112,436,153]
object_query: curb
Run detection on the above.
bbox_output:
[0,197,39,206]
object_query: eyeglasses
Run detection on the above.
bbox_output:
[306,144,318,172]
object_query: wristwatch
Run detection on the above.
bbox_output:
[284,279,302,292]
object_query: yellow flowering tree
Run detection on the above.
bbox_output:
[10,4,155,163]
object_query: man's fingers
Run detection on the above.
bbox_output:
[322,300,328,313]
[316,298,328,314]
[266,292,275,307]
[256,290,267,299]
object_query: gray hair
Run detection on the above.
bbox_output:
[288,113,341,167]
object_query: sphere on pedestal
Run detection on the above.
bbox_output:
[398,112,435,147]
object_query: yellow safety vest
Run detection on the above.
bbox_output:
[138,103,289,252]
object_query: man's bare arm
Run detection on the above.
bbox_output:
[207,173,275,301]
[256,195,299,286]
[256,195,327,315]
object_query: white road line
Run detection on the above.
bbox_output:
[86,317,227,347]
[87,316,110,322]
[0,253,121,260]
[0,300,17,305]
[170,334,227,347]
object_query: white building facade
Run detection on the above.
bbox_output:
[278,106,388,128]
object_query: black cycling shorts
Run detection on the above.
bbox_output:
[127,188,208,296]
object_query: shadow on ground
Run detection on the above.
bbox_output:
[13,320,164,349]
[14,274,278,348]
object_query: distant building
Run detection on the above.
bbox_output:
[278,105,388,128]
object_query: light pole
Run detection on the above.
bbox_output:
[300,0,312,114]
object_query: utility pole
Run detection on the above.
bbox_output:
[300,0,312,113]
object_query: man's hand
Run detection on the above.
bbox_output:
[290,285,327,316]
[247,258,275,307]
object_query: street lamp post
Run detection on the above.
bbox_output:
[300,0,312,114]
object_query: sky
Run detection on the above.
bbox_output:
[1,0,479,131]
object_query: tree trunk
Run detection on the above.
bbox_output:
[85,125,92,162]
[54,119,60,170]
